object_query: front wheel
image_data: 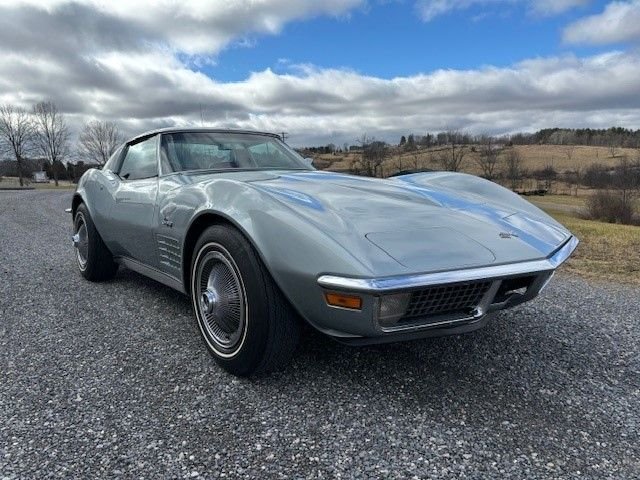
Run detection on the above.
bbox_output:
[73,203,118,281]
[191,225,300,376]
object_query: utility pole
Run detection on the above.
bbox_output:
[280,132,288,143]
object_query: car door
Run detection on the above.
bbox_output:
[109,135,160,267]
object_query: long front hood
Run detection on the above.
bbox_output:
[247,170,571,275]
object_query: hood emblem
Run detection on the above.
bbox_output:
[499,231,518,239]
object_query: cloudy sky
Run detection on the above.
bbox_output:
[0,0,639,145]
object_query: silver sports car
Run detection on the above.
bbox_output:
[70,128,578,376]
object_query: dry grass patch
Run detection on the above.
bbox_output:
[530,194,587,207]
[0,177,75,189]
[318,144,639,177]
[545,209,640,285]
[529,194,588,215]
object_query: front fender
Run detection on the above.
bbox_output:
[162,177,385,330]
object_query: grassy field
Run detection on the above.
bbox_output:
[529,194,587,215]
[537,207,640,285]
[0,177,75,189]
[530,194,587,207]
[317,144,639,176]
[510,195,639,285]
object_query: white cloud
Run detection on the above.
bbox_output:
[563,0,640,45]
[3,46,640,145]
[0,0,364,55]
[415,0,588,21]
[416,0,504,21]
[0,0,638,146]
[530,0,589,15]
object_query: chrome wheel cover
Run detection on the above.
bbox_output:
[194,246,247,355]
[74,215,89,271]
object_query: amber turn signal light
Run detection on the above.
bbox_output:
[324,292,363,310]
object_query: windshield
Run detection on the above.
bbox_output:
[160,132,310,173]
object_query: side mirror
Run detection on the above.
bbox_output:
[304,157,314,167]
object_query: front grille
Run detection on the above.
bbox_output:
[401,281,492,321]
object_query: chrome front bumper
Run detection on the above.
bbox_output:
[318,236,578,293]
[315,236,578,340]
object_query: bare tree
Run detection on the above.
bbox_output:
[504,148,523,191]
[607,131,619,158]
[435,130,466,172]
[475,135,501,180]
[0,104,35,186]
[352,134,388,177]
[533,164,557,193]
[78,120,122,165]
[586,157,640,224]
[612,156,640,217]
[565,145,575,162]
[363,140,388,177]
[410,152,420,171]
[32,101,70,186]
[391,154,404,174]
[564,167,581,196]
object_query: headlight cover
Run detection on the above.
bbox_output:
[377,293,411,328]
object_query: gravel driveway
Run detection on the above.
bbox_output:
[1,190,638,479]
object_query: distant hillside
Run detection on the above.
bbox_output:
[310,144,639,178]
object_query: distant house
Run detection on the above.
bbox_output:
[33,171,49,183]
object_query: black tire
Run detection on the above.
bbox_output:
[191,225,300,376]
[73,203,118,281]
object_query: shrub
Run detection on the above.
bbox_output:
[582,163,611,189]
[585,190,637,225]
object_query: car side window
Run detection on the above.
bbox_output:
[118,136,158,180]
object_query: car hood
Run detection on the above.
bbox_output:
[237,170,571,274]
[182,169,571,275]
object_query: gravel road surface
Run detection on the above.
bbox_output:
[1,190,638,479]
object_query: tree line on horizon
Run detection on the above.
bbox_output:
[303,127,640,155]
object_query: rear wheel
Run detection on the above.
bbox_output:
[191,225,299,376]
[73,204,118,281]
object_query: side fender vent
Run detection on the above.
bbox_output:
[157,235,181,270]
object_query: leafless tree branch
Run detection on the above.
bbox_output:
[475,135,501,180]
[78,120,123,165]
[504,148,524,191]
[0,104,35,186]
[32,101,70,186]
[434,130,467,172]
